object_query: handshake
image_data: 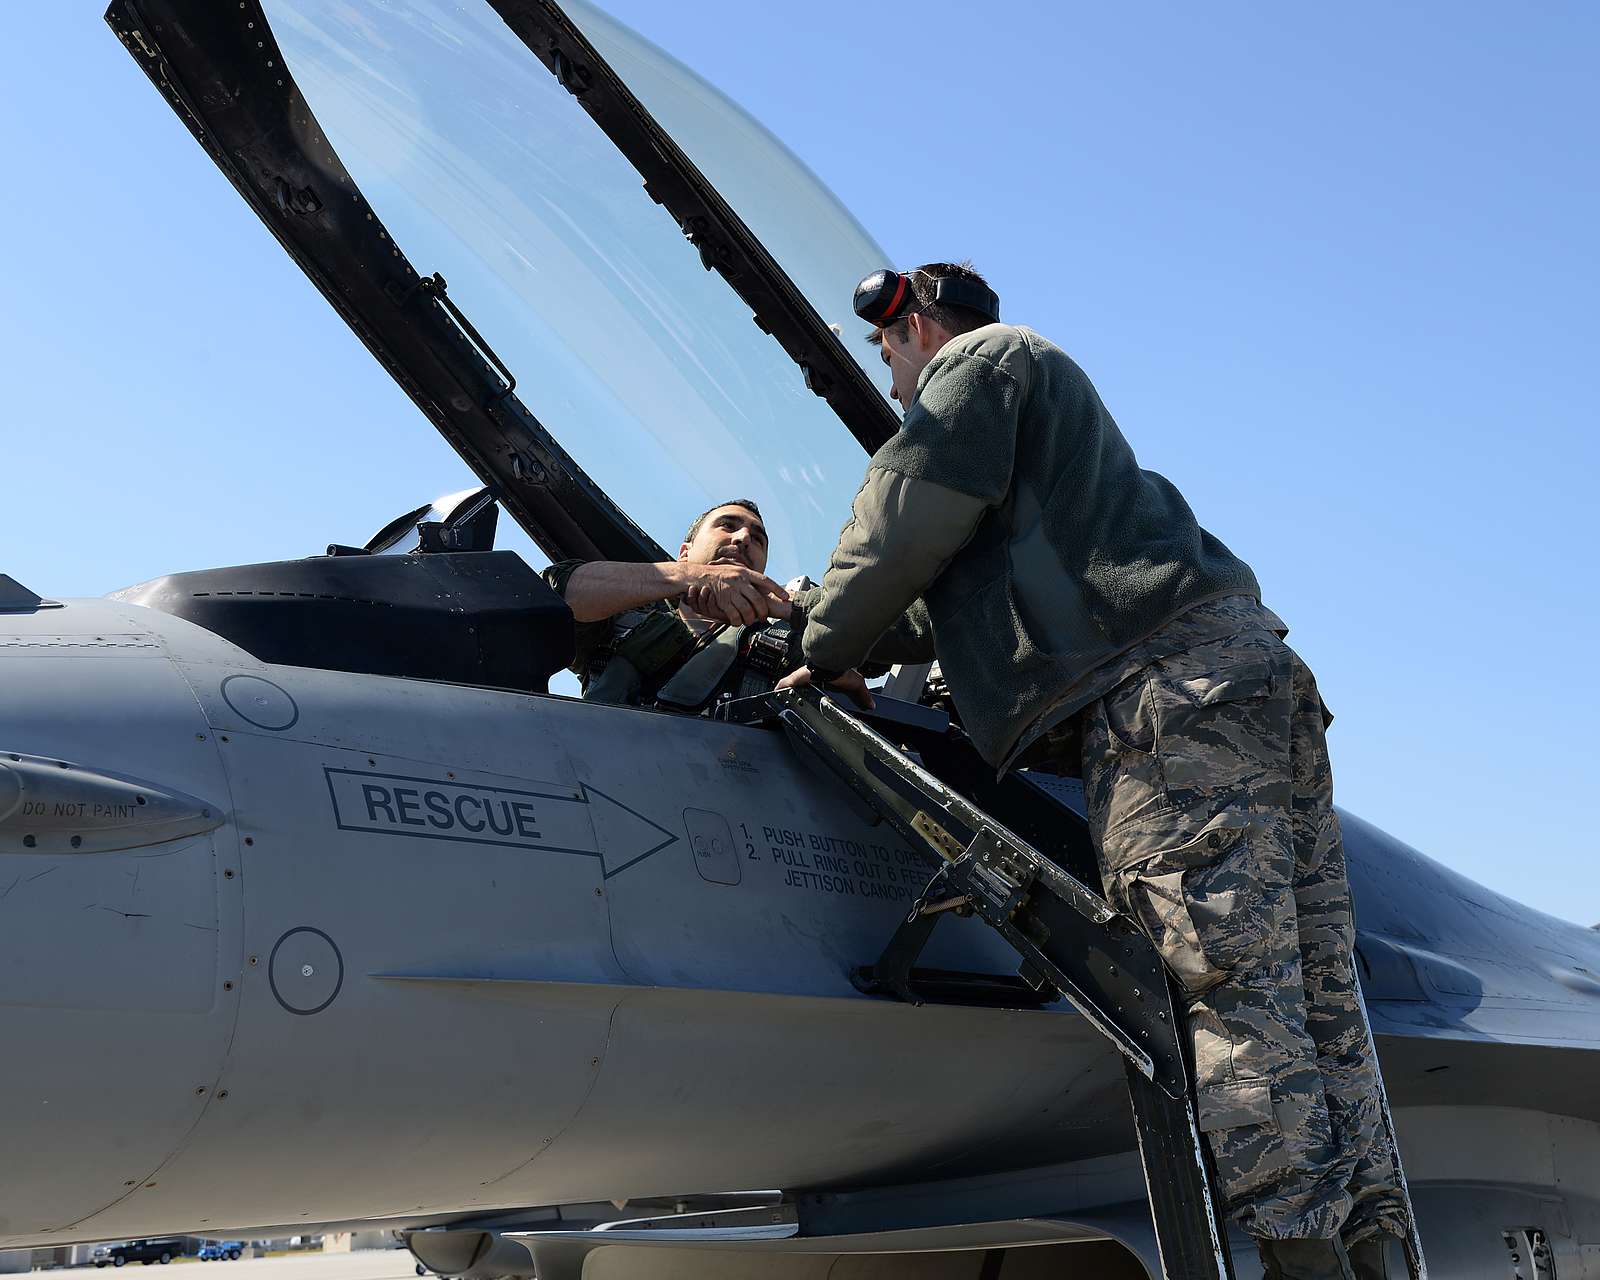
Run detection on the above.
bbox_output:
[677,562,872,707]
[677,561,792,627]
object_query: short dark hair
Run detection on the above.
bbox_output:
[684,498,763,545]
[866,261,995,346]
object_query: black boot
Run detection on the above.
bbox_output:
[1257,1238,1356,1280]
[1347,1235,1400,1280]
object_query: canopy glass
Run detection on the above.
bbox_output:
[261,0,896,581]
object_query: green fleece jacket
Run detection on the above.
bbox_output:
[803,323,1259,767]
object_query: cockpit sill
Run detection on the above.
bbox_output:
[103,0,897,573]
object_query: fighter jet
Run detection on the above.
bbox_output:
[2,3,1597,1279]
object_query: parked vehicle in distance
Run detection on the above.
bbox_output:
[92,1240,189,1267]
[197,1243,243,1261]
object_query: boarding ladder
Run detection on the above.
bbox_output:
[720,687,1427,1280]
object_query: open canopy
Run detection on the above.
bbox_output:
[110,0,900,583]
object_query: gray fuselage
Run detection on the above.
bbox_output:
[2,589,1598,1278]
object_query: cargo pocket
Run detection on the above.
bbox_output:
[1165,655,1277,710]
[1149,643,1287,794]
[1106,809,1284,999]
[1196,1077,1278,1134]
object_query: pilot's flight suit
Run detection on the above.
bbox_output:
[542,559,746,708]
[800,323,1411,1250]
[541,560,931,709]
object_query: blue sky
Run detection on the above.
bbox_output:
[3,4,1596,925]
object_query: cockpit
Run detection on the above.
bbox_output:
[114,483,908,720]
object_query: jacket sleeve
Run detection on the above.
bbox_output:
[541,558,586,598]
[787,587,936,671]
[803,467,989,673]
[802,339,1028,673]
[542,558,615,681]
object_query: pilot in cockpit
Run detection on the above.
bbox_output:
[542,499,928,712]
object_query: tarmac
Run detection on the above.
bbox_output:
[52,1257,417,1280]
[40,1241,1148,1280]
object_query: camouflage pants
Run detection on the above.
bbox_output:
[1077,626,1410,1243]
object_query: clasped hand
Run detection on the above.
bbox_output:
[681,562,791,626]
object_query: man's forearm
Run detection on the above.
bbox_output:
[562,561,687,622]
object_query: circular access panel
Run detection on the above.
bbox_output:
[268,927,344,1015]
[221,674,299,731]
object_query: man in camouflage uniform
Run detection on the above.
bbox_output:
[779,263,1413,1279]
